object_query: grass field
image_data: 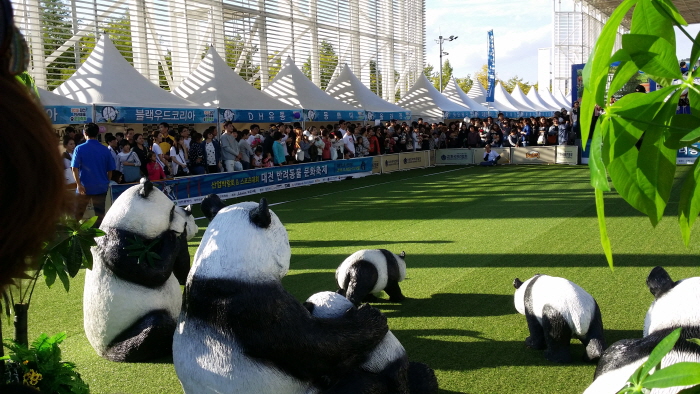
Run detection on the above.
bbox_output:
[17,164,700,394]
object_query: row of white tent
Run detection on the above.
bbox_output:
[41,35,571,125]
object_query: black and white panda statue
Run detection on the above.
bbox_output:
[304,291,439,394]
[583,267,700,394]
[336,249,407,306]
[173,197,390,394]
[83,178,197,362]
[513,274,605,363]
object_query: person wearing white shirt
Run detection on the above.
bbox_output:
[480,144,501,166]
[342,127,355,158]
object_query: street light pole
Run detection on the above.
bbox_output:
[435,35,457,92]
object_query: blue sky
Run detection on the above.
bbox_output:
[425,0,700,86]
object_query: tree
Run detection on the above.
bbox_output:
[423,64,434,79]
[79,15,133,69]
[474,64,489,93]
[432,59,453,91]
[502,75,532,94]
[302,41,338,90]
[456,76,473,93]
[369,60,382,97]
[40,0,76,89]
[224,35,260,85]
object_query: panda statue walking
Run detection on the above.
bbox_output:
[513,274,606,363]
[174,197,390,394]
[336,249,407,306]
[584,267,700,394]
[305,291,439,394]
[83,178,197,362]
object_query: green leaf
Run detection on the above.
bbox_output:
[688,339,700,346]
[595,188,614,269]
[608,51,641,98]
[679,159,700,246]
[688,84,700,124]
[43,259,57,288]
[589,116,611,191]
[622,34,682,82]
[640,327,682,380]
[678,384,700,393]
[666,115,700,149]
[690,30,700,71]
[651,0,688,27]
[56,266,70,292]
[580,89,596,144]
[644,362,700,388]
[78,216,98,232]
[582,0,638,107]
[631,0,675,46]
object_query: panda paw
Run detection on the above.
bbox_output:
[525,336,546,350]
[350,304,388,334]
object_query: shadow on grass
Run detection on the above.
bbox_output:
[290,240,454,249]
[374,293,514,318]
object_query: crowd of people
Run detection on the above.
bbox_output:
[62,107,581,187]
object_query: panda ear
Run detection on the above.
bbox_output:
[399,251,406,258]
[302,302,315,315]
[139,177,153,198]
[249,198,272,229]
[647,266,675,299]
[513,278,523,289]
[201,194,225,222]
[184,205,192,216]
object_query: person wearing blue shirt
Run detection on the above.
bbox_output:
[272,131,286,166]
[71,123,116,225]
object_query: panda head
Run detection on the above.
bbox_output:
[512,274,543,315]
[644,266,700,335]
[304,291,355,319]
[101,178,190,239]
[172,205,197,241]
[191,198,290,283]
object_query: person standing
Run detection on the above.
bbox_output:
[272,131,286,166]
[202,128,222,173]
[71,123,116,225]
[238,129,254,169]
[220,121,241,172]
[342,125,356,158]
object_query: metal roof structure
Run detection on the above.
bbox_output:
[583,0,700,24]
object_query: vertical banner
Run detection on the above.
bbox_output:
[571,64,585,106]
[486,30,496,103]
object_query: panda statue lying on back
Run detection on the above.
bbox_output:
[336,249,407,306]
[305,291,439,394]
[513,274,606,363]
[583,267,700,394]
[173,197,390,394]
[84,178,197,362]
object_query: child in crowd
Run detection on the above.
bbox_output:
[252,146,264,168]
[147,151,166,181]
[262,152,274,168]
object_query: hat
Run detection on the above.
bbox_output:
[0,0,28,76]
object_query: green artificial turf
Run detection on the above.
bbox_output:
[14,164,700,394]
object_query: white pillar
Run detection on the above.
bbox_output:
[169,0,190,88]
[309,0,320,86]
[25,0,47,89]
[257,0,269,89]
[349,0,360,76]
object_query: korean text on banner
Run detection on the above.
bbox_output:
[382,154,401,173]
[435,149,474,165]
[399,151,428,170]
[555,146,579,165]
[473,148,511,165]
[486,30,496,103]
[677,143,700,165]
[511,146,556,164]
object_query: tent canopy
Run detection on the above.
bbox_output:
[38,87,92,124]
[173,47,300,123]
[265,57,365,122]
[527,88,558,112]
[510,85,552,113]
[325,64,410,121]
[395,74,470,123]
[492,81,533,116]
[467,81,488,105]
[554,89,571,109]
[442,78,490,117]
[54,35,211,124]
[539,88,567,112]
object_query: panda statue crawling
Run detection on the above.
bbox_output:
[513,274,606,363]
[83,178,197,362]
[583,267,700,394]
[336,249,407,306]
[304,291,439,394]
[173,197,390,394]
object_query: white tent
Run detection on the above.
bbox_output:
[510,85,552,115]
[173,47,301,124]
[39,87,92,124]
[467,81,488,105]
[55,35,208,124]
[442,78,490,118]
[493,81,534,116]
[264,57,365,122]
[539,88,566,112]
[554,89,571,109]
[325,64,410,122]
[395,74,470,124]
[527,88,558,112]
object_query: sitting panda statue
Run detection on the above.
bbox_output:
[304,291,439,394]
[173,197,390,394]
[513,274,605,363]
[83,178,197,362]
[336,249,407,306]
[583,267,700,394]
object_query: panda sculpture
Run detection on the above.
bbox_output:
[336,249,407,306]
[583,267,700,394]
[513,274,605,363]
[304,291,439,394]
[173,197,390,394]
[83,178,197,362]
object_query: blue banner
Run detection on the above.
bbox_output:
[95,106,216,124]
[366,111,412,122]
[219,108,303,123]
[304,109,366,122]
[443,110,471,120]
[486,30,496,103]
[677,143,700,165]
[44,105,92,124]
[110,158,373,205]
[571,63,585,106]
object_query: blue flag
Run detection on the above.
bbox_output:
[486,30,496,103]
